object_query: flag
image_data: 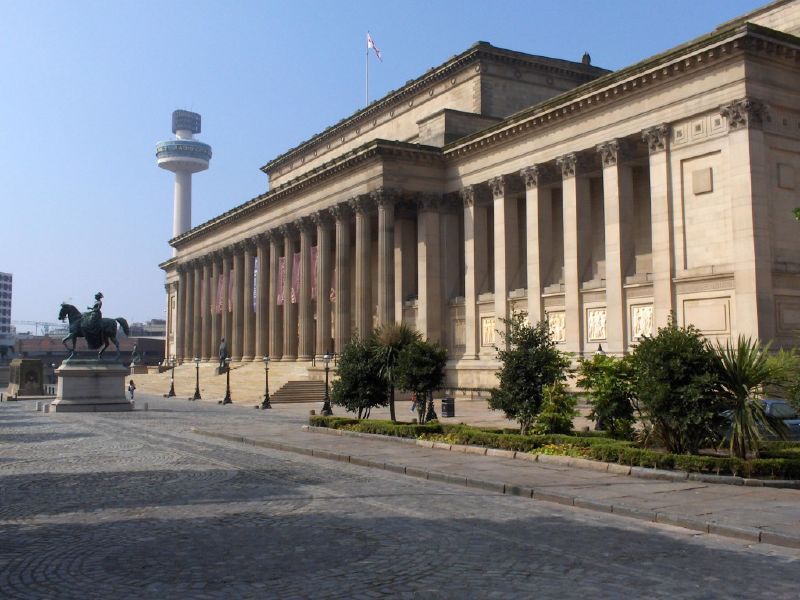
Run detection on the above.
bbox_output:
[367,32,382,61]
[277,257,286,306]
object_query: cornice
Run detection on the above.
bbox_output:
[444,23,800,162]
[260,43,607,176]
[171,140,443,249]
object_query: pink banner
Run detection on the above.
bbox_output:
[216,273,224,314]
[277,257,286,305]
[310,246,318,300]
[291,252,300,304]
[227,268,234,313]
[252,256,258,311]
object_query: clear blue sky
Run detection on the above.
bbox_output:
[1,0,765,328]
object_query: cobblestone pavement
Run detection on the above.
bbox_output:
[1,398,799,599]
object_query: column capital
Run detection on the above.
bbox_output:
[720,97,766,131]
[520,164,557,189]
[255,231,271,245]
[488,175,506,198]
[164,283,172,293]
[641,124,671,154]
[177,262,188,274]
[556,153,581,179]
[295,215,315,234]
[222,245,235,259]
[233,240,248,254]
[311,210,334,229]
[279,222,297,240]
[349,194,373,215]
[596,138,631,168]
[200,254,213,267]
[371,186,401,208]
[329,202,352,222]
[416,192,441,212]
[460,184,490,208]
[211,249,224,262]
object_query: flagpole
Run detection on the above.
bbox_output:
[365,35,369,107]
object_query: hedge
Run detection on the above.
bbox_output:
[308,416,800,480]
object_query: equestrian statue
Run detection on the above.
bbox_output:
[59,292,130,359]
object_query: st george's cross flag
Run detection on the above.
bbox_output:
[367,32,382,61]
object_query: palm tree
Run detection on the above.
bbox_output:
[372,322,421,421]
[712,336,789,459]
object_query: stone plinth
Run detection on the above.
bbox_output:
[7,358,44,397]
[51,358,132,412]
[129,365,148,375]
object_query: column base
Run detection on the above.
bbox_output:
[241,355,254,362]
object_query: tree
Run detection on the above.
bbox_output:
[712,336,789,459]
[372,322,421,422]
[577,353,636,439]
[330,337,388,419]
[532,381,576,435]
[630,321,724,454]
[395,339,448,423]
[488,313,571,435]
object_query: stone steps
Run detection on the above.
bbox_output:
[270,380,326,404]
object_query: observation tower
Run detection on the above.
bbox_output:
[156,110,212,255]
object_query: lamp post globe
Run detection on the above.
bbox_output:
[321,351,333,416]
[167,356,176,397]
[192,357,202,401]
[260,355,272,409]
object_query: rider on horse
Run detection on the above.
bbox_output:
[82,292,104,345]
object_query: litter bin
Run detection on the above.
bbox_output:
[440,396,455,418]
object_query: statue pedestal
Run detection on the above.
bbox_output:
[7,358,44,397]
[51,358,132,412]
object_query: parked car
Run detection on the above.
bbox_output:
[720,399,800,442]
[761,399,800,441]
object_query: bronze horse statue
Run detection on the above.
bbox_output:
[59,303,130,359]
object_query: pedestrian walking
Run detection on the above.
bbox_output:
[128,379,136,400]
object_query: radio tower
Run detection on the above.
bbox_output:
[156,110,212,255]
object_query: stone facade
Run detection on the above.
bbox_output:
[161,1,800,389]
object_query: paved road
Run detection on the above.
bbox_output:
[1,398,798,599]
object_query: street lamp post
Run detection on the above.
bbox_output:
[167,356,176,397]
[595,344,605,356]
[220,357,232,405]
[320,351,333,416]
[192,357,202,401]
[260,355,271,409]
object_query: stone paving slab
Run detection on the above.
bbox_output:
[192,419,800,549]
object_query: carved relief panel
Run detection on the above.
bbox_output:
[547,311,566,343]
[586,308,607,341]
[631,305,653,340]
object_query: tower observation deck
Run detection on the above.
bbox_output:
[156,110,212,254]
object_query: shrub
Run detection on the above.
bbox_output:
[488,313,571,434]
[532,382,576,435]
[630,320,724,454]
[329,337,388,418]
[577,353,636,439]
[372,322,421,422]
[395,339,448,423]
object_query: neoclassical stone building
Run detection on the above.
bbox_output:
[161,0,800,389]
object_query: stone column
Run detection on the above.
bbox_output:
[489,175,520,347]
[351,195,373,338]
[268,232,283,358]
[183,263,194,363]
[297,218,314,360]
[394,217,405,322]
[221,248,233,356]
[461,186,486,358]
[720,98,774,340]
[210,252,221,362]
[230,244,245,361]
[374,188,396,327]
[417,193,442,343]
[255,233,269,359]
[201,257,213,361]
[642,124,674,329]
[176,266,187,362]
[598,140,634,354]
[557,153,590,356]
[520,165,553,324]
[282,224,298,360]
[242,239,256,362]
[193,260,204,360]
[332,204,352,352]
[313,211,333,357]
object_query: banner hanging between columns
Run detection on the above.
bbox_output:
[291,252,300,304]
[277,257,286,305]
[310,246,318,300]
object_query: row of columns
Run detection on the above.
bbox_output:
[169,97,766,363]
